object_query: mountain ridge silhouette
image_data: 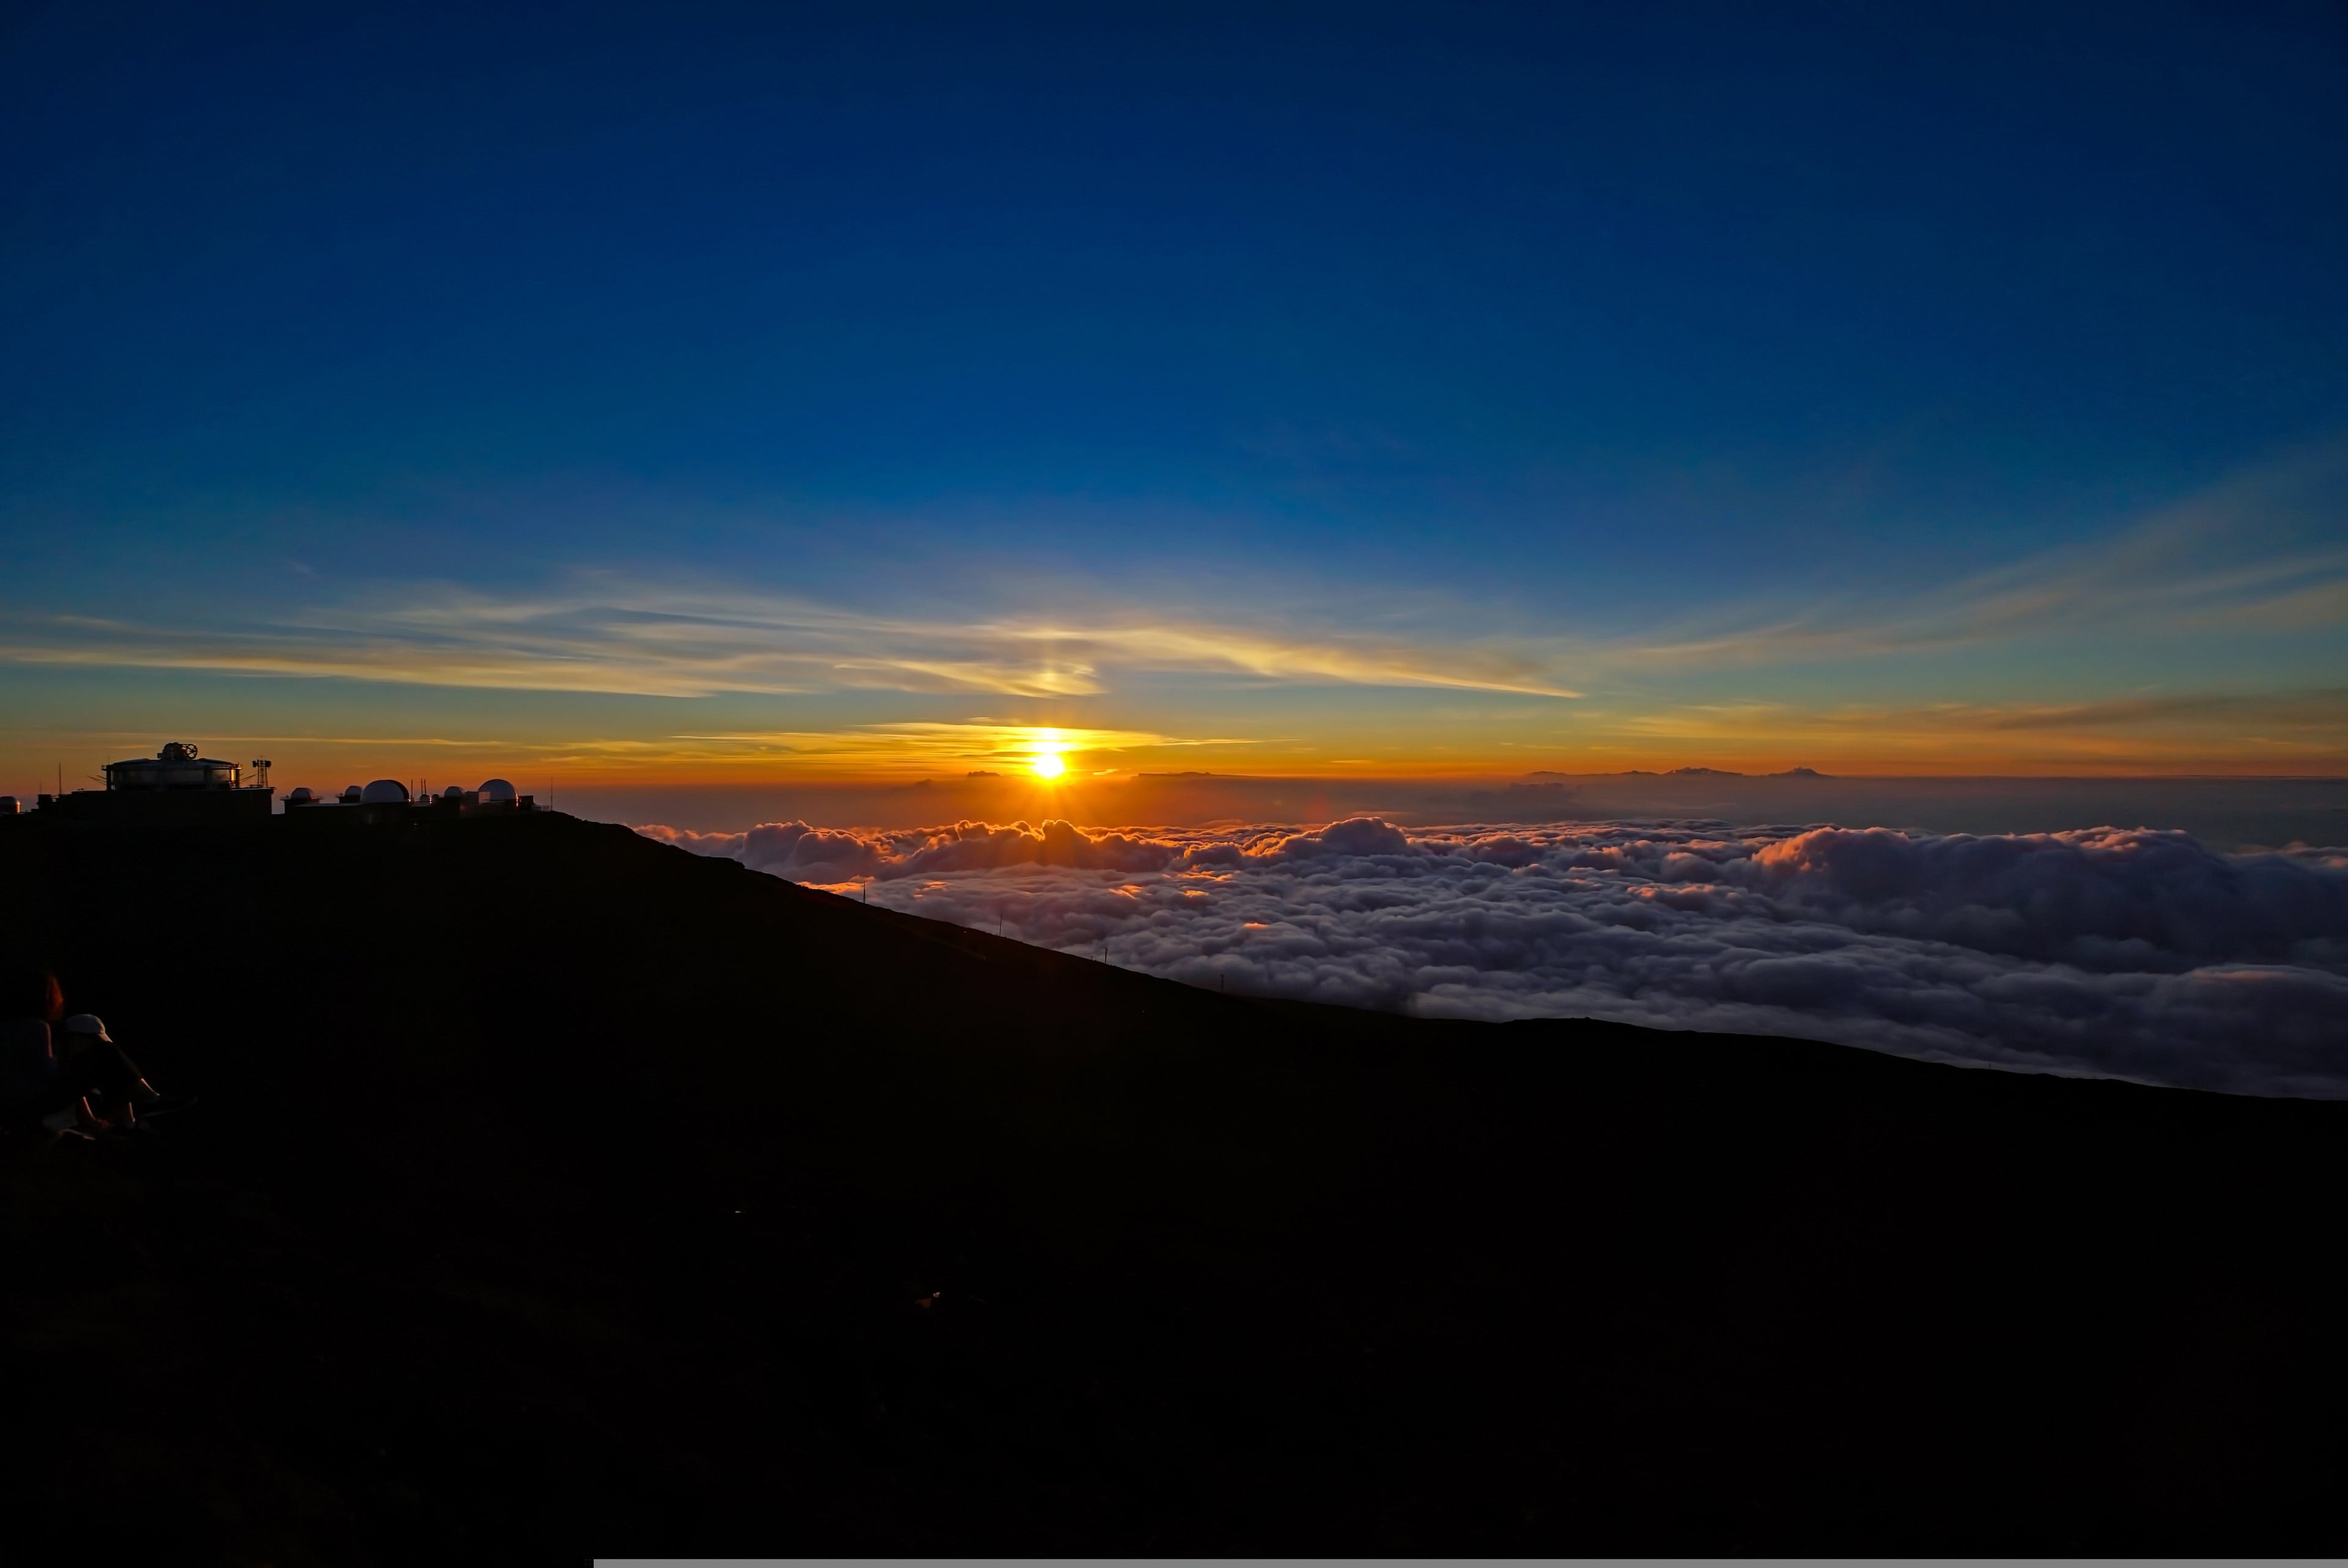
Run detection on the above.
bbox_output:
[3,809,2344,1559]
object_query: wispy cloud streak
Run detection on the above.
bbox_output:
[0,446,2340,762]
[0,583,1587,700]
[1613,440,2348,672]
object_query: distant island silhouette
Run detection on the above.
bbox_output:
[1,808,2341,1557]
[1522,765,1829,778]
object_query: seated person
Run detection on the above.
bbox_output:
[0,966,160,1136]
[1,964,74,1134]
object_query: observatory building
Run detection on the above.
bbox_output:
[39,742,275,822]
[282,775,535,823]
[12,745,541,828]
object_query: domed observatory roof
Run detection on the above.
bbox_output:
[441,784,467,800]
[476,778,518,804]
[360,779,410,804]
[339,786,363,804]
[286,787,316,804]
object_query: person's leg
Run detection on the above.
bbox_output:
[61,1042,151,1124]
[36,1076,105,1133]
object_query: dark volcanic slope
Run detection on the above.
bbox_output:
[3,811,2344,1560]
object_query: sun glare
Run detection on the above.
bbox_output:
[1032,752,1066,779]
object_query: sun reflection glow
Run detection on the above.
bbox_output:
[1032,752,1065,779]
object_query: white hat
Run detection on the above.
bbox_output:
[62,1013,111,1043]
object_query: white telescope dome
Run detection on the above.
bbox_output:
[360,779,410,804]
[477,778,518,803]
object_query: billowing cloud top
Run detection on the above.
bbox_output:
[639,815,2348,1099]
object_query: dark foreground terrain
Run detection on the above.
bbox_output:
[2,810,2344,1560]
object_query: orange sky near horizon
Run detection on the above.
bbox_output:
[7,710,2342,805]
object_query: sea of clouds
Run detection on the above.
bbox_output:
[636,816,2348,1098]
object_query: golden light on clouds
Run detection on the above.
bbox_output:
[629,720,1249,781]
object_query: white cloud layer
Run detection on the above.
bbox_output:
[636,816,2348,1098]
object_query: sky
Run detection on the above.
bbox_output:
[4,1,2347,808]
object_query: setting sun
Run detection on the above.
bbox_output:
[1032,752,1065,779]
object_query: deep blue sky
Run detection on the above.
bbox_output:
[3,2,2344,790]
